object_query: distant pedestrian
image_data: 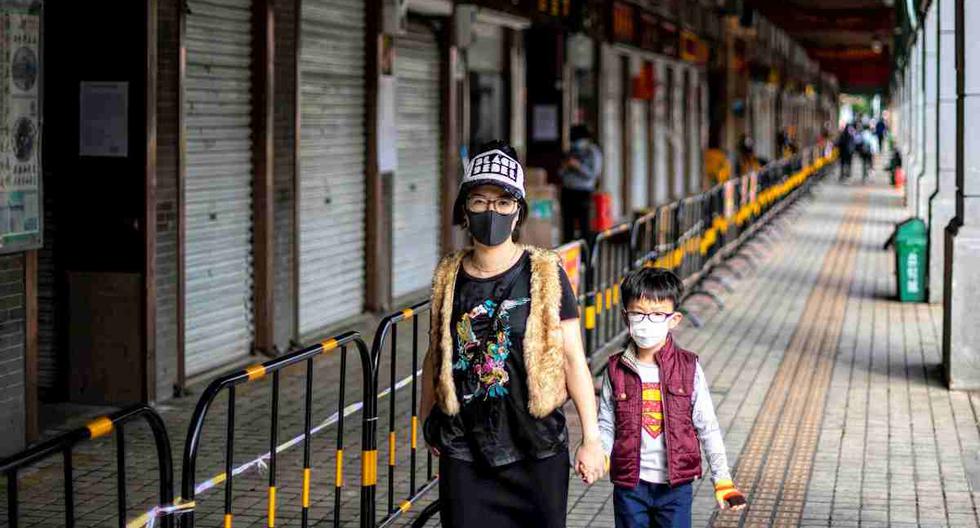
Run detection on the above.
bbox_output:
[837,124,856,181]
[559,125,603,243]
[875,118,888,151]
[859,125,875,182]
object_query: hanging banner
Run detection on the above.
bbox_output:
[0,1,42,253]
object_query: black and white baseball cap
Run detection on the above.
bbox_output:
[459,146,526,200]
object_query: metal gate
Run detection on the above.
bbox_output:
[183,0,255,376]
[298,0,367,335]
[601,45,624,219]
[393,21,441,299]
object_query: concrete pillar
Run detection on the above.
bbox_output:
[929,0,957,303]
[920,7,938,220]
[909,39,921,213]
[944,0,980,389]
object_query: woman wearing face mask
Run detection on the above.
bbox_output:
[420,141,606,528]
[559,125,603,243]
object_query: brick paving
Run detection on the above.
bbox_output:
[5,156,980,527]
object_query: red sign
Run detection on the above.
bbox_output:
[611,2,636,44]
[632,62,656,100]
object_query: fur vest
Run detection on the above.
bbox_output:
[425,246,567,418]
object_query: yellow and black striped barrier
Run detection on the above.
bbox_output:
[179,331,376,528]
[0,405,174,528]
[369,301,441,528]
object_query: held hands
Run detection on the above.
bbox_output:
[714,479,747,511]
[575,439,607,485]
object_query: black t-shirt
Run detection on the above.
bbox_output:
[425,251,580,467]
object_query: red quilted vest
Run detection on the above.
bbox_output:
[608,335,702,488]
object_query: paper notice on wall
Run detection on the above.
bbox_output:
[532,104,559,142]
[0,4,42,250]
[378,75,398,173]
[80,81,129,157]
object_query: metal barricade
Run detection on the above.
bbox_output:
[180,331,376,528]
[630,210,658,269]
[370,301,438,528]
[587,223,633,357]
[1,404,174,528]
[555,240,590,346]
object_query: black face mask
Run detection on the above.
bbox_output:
[466,210,517,247]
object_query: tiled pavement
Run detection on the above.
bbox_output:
[5,157,980,527]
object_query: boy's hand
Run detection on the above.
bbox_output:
[575,439,606,485]
[715,480,747,511]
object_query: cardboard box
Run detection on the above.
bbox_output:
[523,217,558,248]
[525,167,549,187]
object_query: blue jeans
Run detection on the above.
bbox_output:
[613,481,693,528]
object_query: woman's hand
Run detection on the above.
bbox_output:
[575,438,606,485]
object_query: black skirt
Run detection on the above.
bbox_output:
[438,451,570,528]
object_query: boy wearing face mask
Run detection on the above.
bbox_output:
[597,268,746,528]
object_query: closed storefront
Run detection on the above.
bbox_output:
[393,20,442,299]
[183,0,255,376]
[751,81,778,161]
[652,59,669,205]
[629,56,650,213]
[685,66,700,195]
[298,0,366,336]
[601,44,625,218]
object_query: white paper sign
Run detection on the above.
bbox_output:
[80,81,128,157]
[532,104,559,142]
[378,75,398,173]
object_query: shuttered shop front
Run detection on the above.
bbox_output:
[601,45,624,219]
[299,0,366,335]
[183,0,255,376]
[393,21,441,299]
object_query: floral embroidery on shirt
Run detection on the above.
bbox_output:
[642,382,663,439]
[454,297,530,402]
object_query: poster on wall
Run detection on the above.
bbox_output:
[0,0,42,253]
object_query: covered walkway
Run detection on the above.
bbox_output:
[6,157,980,528]
[561,158,980,527]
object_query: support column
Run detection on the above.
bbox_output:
[908,40,919,212]
[920,7,938,220]
[943,0,980,389]
[929,0,957,303]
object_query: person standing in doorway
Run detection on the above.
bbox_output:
[559,125,603,243]
[421,141,606,528]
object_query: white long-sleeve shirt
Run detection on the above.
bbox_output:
[597,348,733,485]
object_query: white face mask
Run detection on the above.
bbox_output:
[573,139,589,150]
[629,319,670,349]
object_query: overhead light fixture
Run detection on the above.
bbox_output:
[871,38,884,54]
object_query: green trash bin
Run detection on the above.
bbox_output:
[892,218,927,302]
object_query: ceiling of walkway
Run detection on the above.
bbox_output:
[749,0,896,93]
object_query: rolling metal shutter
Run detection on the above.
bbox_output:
[183,0,254,376]
[686,67,699,195]
[393,21,441,299]
[629,96,648,212]
[652,60,669,205]
[298,0,366,335]
[601,45,623,219]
